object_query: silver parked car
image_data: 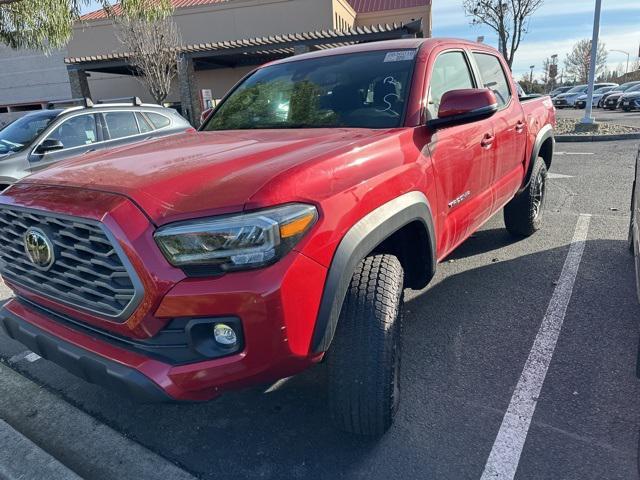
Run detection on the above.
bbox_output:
[0,98,192,190]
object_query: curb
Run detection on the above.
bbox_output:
[0,419,82,480]
[556,132,640,142]
[0,363,198,480]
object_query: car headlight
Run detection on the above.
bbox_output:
[155,203,318,272]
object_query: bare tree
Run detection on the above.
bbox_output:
[462,0,544,68]
[115,14,181,105]
[563,39,607,84]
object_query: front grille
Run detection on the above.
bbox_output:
[0,206,142,321]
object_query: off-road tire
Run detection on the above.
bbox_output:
[327,254,404,436]
[504,157,548,237]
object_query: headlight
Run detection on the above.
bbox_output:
[155,203,318,272]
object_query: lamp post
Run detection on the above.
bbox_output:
[529,65,535,93]
[611,49,630,75]
[581,0,602,125]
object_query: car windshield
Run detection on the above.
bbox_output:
[567,85,587,93]
[203,49,417,131]
[594,86,613,93]
[624,84,640,93]
[0,111,59,155]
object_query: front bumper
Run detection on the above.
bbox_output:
[0,303,171,403]
[0,185,329,401]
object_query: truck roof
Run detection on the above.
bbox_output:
[269,38,499,66]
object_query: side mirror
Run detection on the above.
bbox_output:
[35,138,64,155]
[427,89,498,129]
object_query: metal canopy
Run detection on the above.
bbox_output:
[65,20,424,75]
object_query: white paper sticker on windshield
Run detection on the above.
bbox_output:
[384,51,416,63]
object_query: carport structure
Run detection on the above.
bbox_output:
[64,20,424,126]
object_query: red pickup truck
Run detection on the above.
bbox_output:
[0,38,555,436]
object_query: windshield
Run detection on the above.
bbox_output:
[567,85,587,93]
[624,84,640,93]
[594,86,613,94]
[0,111,59,155]
[619,83,640,91]
[203,49,417,131]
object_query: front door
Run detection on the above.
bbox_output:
[29,113,102,172]
[425,50,496,258]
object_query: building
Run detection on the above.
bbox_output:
[0,46,72,127]
[65,0,431,124]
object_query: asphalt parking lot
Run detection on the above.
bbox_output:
[1,139,640,480]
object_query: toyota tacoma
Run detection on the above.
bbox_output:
[0,39,555,436]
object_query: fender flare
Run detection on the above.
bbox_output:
[523,124,554,190]
[310,191,436,353]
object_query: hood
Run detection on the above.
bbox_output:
[607,92,624,99]
[622,91,640,99]
[21,128,392,224]
[557,91,583,99]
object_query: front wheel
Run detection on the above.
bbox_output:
[327,254,404,436]
[504,157,548,237]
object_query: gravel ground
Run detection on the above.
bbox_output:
[555,117,640,135]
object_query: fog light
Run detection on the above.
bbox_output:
[213,323,237,346]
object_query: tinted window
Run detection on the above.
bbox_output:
[473,53,512,107]
[104,111,139,139]
[0,111,58,155]
[427,51,475,119]
[47,114,98,149]
[135,112,154,133]
[147,112,171,129]
[204,49,417,130]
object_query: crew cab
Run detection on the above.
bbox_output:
[0,39,555,436]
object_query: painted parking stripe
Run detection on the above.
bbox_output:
[548,173,574,179]
[555,152,594,156]
[480,214,591,480]
[9,350,41,364]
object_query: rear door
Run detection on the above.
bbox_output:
[471,51,527,212]
[425,49,496,257]
[29,113,102,173]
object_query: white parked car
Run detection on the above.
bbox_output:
[553,83,617,109]
[574,85,617,109]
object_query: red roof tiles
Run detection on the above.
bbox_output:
[348,0,430,13]
[81,0,431,21]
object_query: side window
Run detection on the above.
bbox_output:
[104,111,140,140]
[46,114,98,149]
[146,112,171,129]
[135,112,153,133]
[472,53,512,107]
[428,51,475,119]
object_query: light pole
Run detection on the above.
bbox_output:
[581,0,602,125]
[529,65,535,92]
[611,49,630,75]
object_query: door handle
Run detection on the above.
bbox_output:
[515,120,525,133]
[481,133,495,149]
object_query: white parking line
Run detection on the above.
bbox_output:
[480,214,591,480]
[8,350,41,364]
[555,152,594,156]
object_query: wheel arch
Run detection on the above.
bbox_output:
[521,124,554,193]
[310,191,437,353]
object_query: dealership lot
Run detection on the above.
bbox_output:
[1,140,639,479]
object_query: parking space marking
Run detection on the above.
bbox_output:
[480,214,591,480]
[9,350,41,364]
[555,152,594,156]
[548,173,574,179]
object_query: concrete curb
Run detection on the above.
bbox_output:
[0,363,198,480]
[556,132,640,142]
[0,419,82,480]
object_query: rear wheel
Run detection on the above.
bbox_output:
[504,157,548,237]
[327,254,404,437]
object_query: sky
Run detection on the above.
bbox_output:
[432,0,640,79]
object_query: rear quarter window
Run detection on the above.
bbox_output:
[146,112,171,129]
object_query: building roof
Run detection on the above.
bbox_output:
[65,21,424,69]
[348,0,430,14]
[80,0,431,21]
